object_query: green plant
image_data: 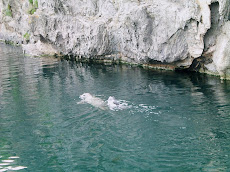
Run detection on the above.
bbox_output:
[29,0,33,5]
[4,4,12,17]
[5,40,15,45]
[28,0,38,15]
[23,32,30,41]
[28,8,36,15]
[34,0,38,8]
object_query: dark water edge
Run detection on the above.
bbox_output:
[0,43,230,171]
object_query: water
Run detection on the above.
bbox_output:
[0,43,230,171]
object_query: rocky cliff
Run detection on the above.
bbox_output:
[0,0,230,79]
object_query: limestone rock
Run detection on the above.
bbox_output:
[0,0,230,78]
[211,22,230,79]
[22,40,59,57]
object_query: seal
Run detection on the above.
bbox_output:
[78,93,107,110]
[78,93,131,111]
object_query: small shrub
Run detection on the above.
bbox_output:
[23,32,30,41]
[28,8,36,15]
[5,40,15,45]
[29,0,33,5]
[28,0,38,15]
[4,4,12,17]
[34,0,38,8]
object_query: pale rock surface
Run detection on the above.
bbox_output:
[0,0,230,78]
[210,22,230,79]
[22,40,59,56]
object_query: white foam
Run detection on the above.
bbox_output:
[107,96,131,111]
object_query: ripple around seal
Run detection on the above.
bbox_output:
[1,43,230,171]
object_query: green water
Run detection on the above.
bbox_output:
[0,44,230,171]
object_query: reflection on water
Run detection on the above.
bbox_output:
[0,43,230,171]
[0,155,27,172]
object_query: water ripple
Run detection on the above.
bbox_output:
[1,43,230,171]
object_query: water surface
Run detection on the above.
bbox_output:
[0,44,230,171]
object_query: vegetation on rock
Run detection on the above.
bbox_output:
[3,4,12,17]
[23,32,30,41]
[29,0,33,5]
[28,0,38,15]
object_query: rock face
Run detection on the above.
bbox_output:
[0,0,230,78]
